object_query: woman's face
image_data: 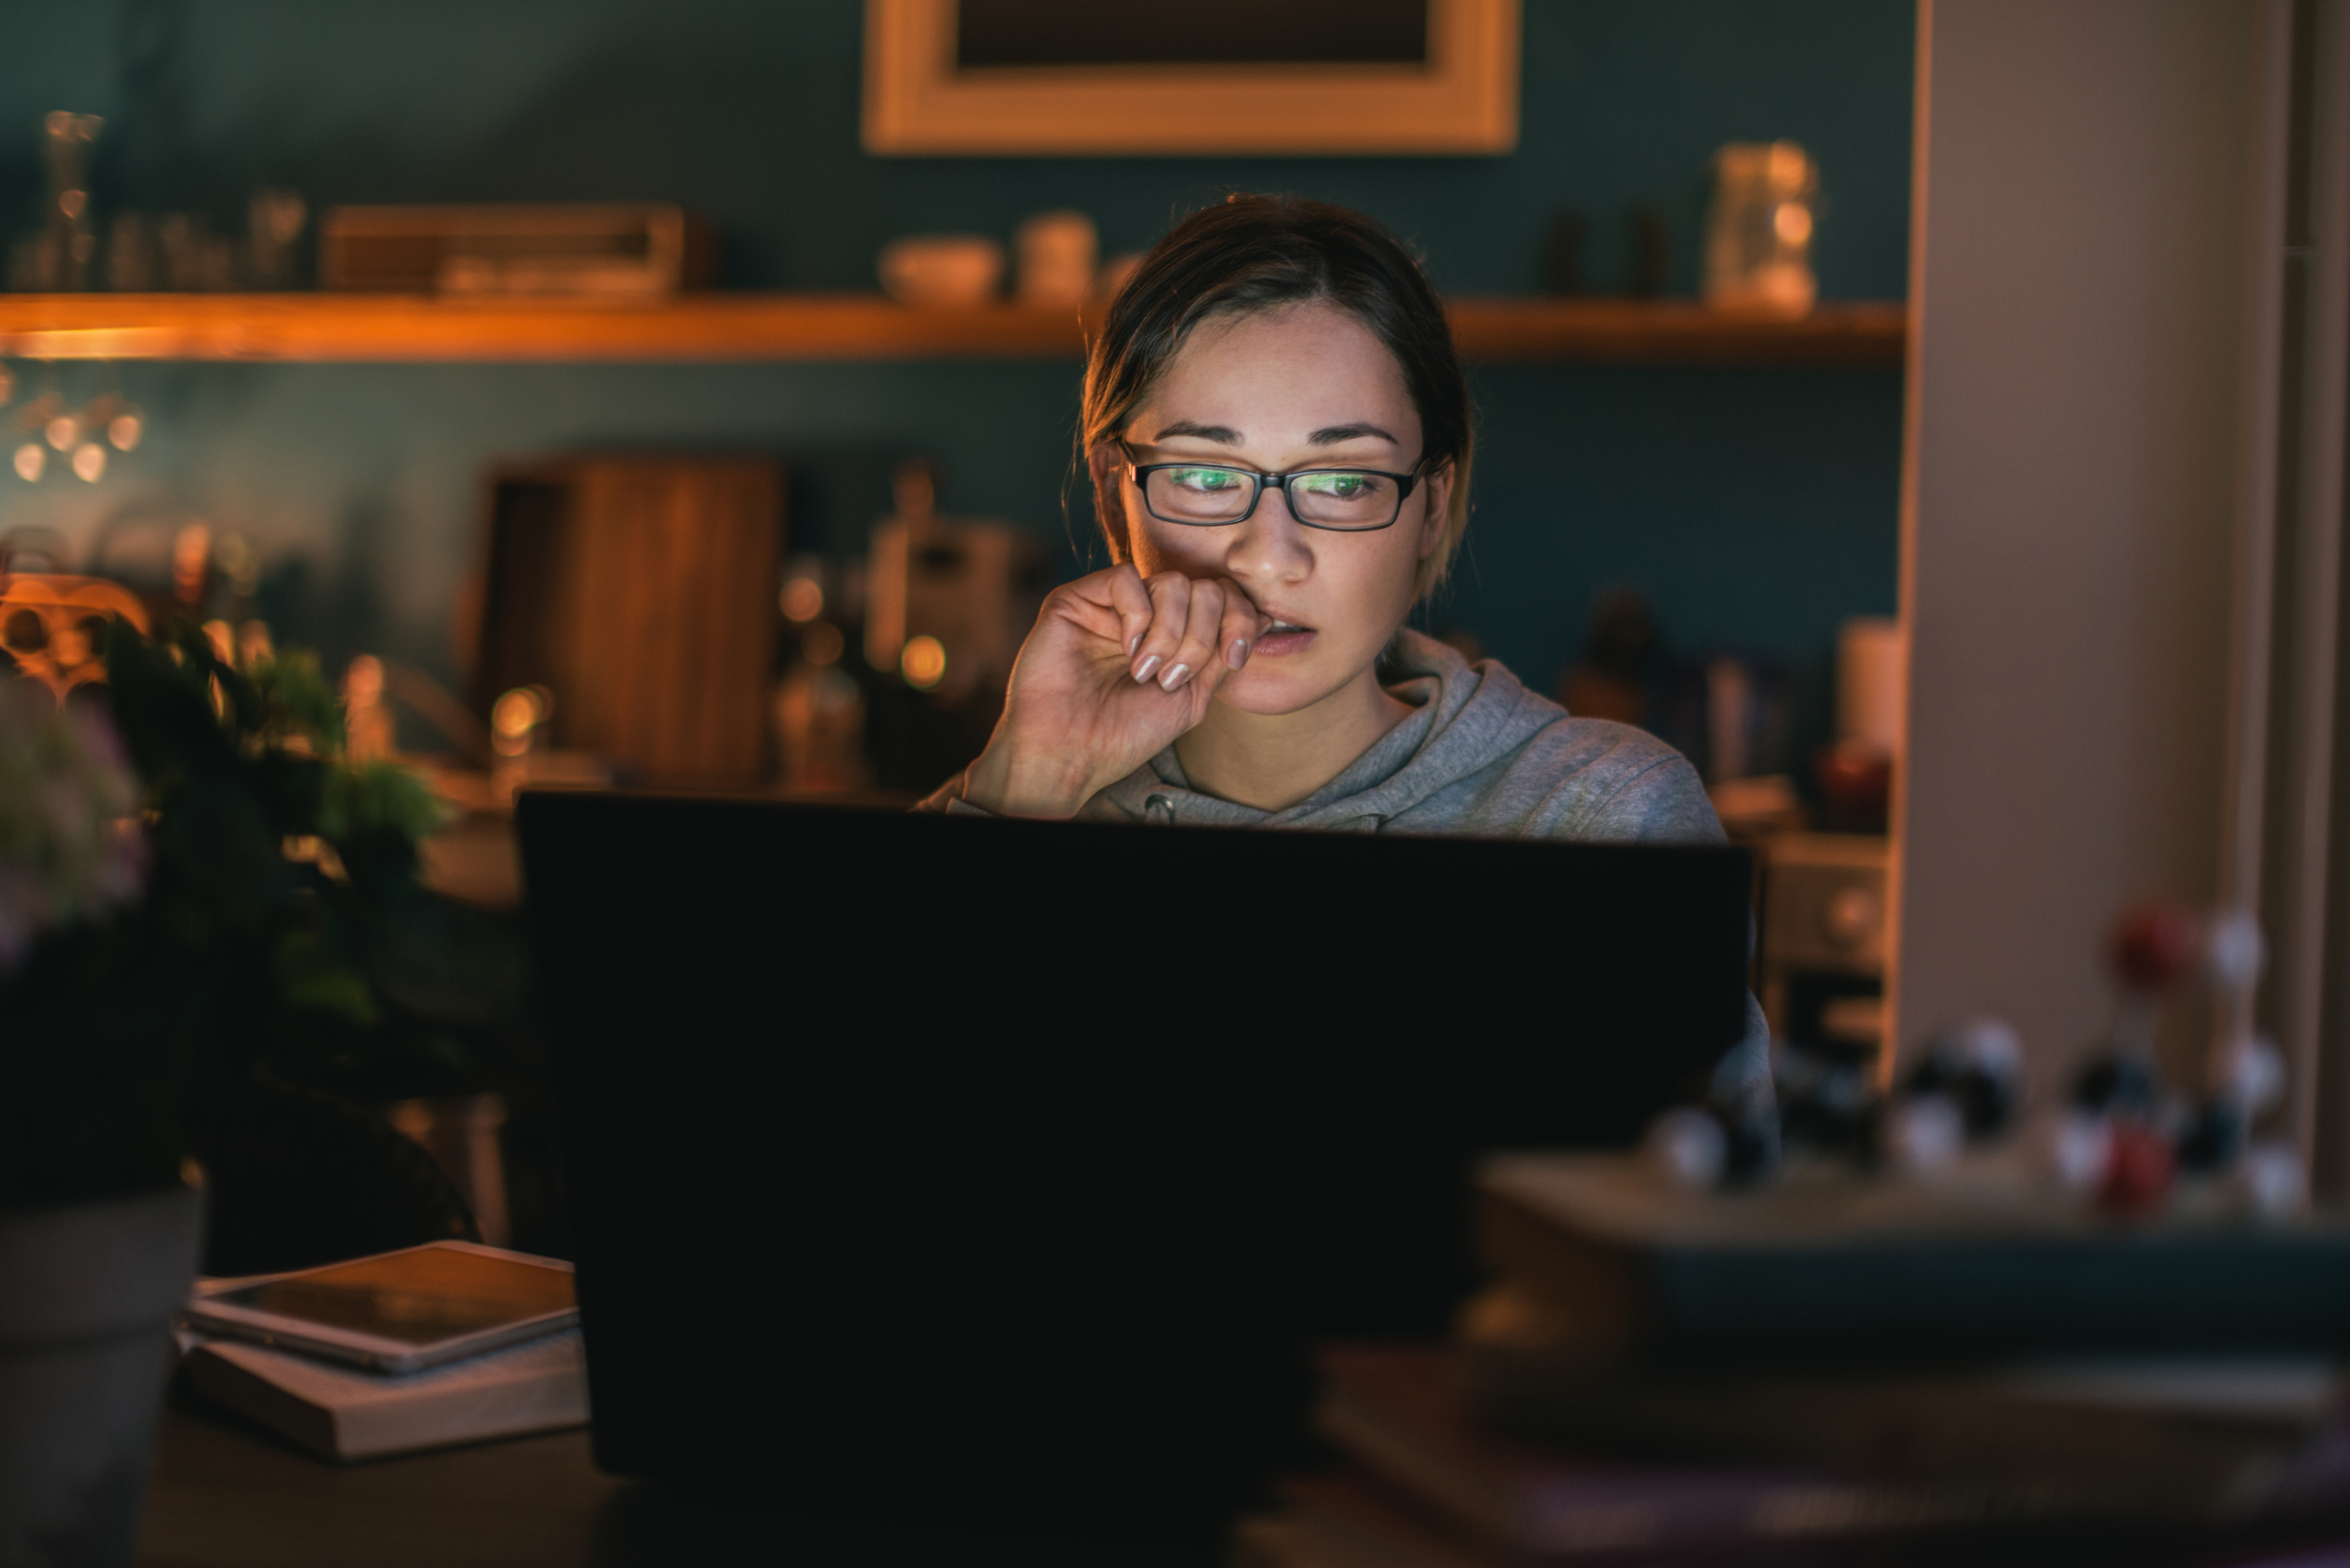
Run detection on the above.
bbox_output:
[1099,300,1451,718]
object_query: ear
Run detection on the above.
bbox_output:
[1414,461,1455,561]
[1087,441,1130,564]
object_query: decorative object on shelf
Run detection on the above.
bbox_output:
[157,211,237,291]
[1013,210,1097,310]
[877,234,1006,306]
[106,211,156,291]
[1704,141,1821,318]
[773,554,870,794]
[80,190,306,293]
[861,457,1044,788]
[864,457,1043,704]
[1814,614,1901,833]
[246,188,309,290]
[864,0,1519,156]
[320,203,715,297]
[8,112,103,293]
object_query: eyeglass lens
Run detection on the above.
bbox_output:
[1147,464,1401,528]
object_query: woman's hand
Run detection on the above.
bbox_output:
[960,564,1267,817]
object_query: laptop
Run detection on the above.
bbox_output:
[517,793,1751,1543]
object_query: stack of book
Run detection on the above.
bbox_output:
[1237,1154,2350,1566]
[178,1249,588,1462]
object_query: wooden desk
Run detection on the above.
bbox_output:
[138,1398,2350,1568]
[136,1404,1213,1568]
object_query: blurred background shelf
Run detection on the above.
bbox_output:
[0,293,1905,367]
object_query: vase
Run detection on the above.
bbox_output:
[0,1176,204,1568]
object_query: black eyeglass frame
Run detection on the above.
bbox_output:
[1118,443,1425,532]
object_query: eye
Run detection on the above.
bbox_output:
[1297,472,1380,499]
[1169,466,1244,492]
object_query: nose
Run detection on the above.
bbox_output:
[1224,482,1313,589]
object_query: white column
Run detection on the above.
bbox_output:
[1889,0,2274,1087]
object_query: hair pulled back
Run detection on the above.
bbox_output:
[1082,194,1472,602]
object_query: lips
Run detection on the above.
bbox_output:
[1254,615,1316,657]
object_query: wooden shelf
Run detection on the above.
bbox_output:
[0,293,1905,368]
[1455,298,1905,368]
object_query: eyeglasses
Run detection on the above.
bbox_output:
[1120,444,1422,532]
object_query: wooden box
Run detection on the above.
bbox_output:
[471,457,784,788]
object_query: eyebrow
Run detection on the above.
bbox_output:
[1307,422,1400,446]
[1150,420,1242,444]
[1147,420,1401,446]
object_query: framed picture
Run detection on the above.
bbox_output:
[862,0,1520,156]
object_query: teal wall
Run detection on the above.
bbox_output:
[2,0,1911,754]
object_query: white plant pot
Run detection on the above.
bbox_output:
[0,1177,204,1568]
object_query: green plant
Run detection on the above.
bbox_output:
[0,620,524,1207]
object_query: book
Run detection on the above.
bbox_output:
[1458,1319,2350,1522]
[1311,1345,2100,1558]
[1479,1154,2350,1364]
[182,1327,588,1460]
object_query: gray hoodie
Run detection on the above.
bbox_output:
[923,629,1772,1102]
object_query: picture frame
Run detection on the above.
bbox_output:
[862,0,1520,156]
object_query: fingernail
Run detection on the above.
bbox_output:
[1127,633,1142,656]
[1227,638,1250,669]
[1133,654,1161,684]
[1160,663,1190,691]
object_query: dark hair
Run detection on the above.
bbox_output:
[1081,194,1472,600]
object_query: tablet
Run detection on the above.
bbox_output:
[183,1240,578,1374]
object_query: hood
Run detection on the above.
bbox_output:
[1090,629,1570,831]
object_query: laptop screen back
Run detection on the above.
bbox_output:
[518,794,1750,1542]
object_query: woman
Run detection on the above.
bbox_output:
[931,193,1728,842]
[926,194,1770,1112]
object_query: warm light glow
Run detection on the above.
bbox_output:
[1773,203,1813,246]
[801,621,845,667]
[108,412,142,451]
[492,686,546,756]
[13,444,43,482]
[71,442,105,482]
[901,634,946,689]
[781,576,824,622]
[1767,140,1811,191]
[45,416,77,452]
[344,653,385,707]
[172,523,211,605]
